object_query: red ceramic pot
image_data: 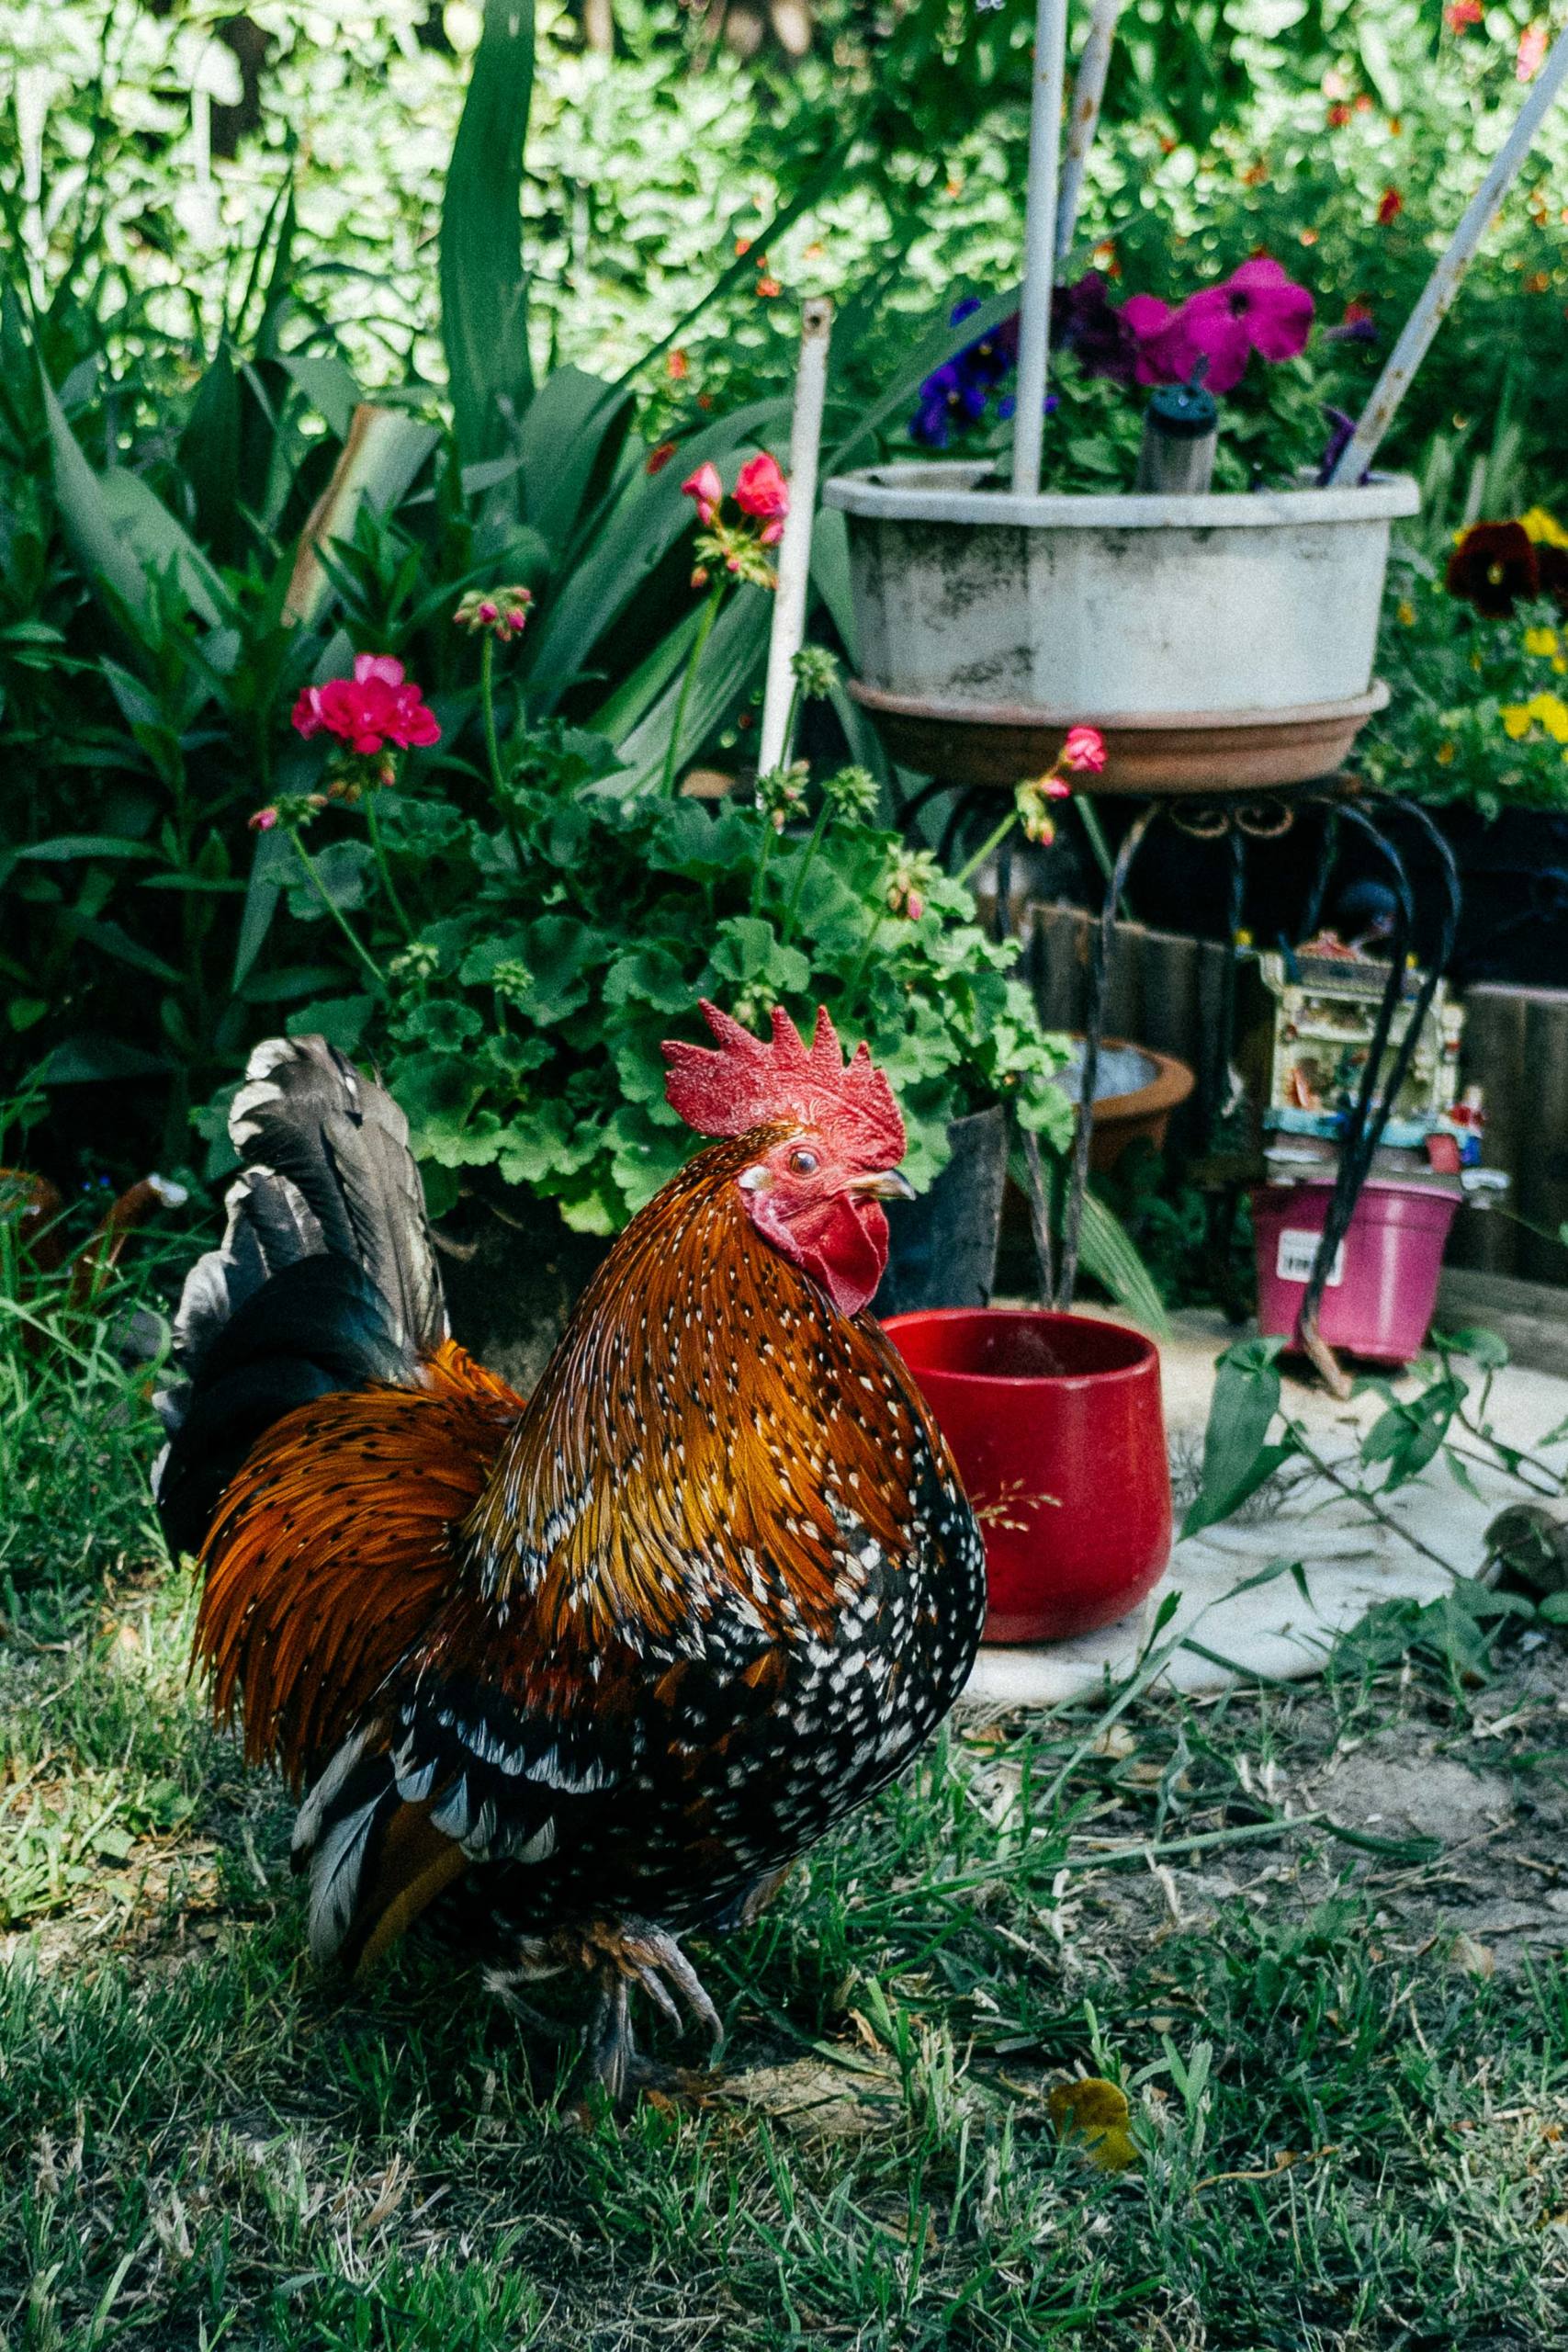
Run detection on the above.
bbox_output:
[882,1308,1173,1644]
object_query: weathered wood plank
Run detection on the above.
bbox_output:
[1436,1265,1568,1376]
[1449,983,1568,1288]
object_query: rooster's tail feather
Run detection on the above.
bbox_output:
[153,1035,447,1557]
[291,1724,468,1974]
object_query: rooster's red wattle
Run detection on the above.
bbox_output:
[154,1005,986,2092]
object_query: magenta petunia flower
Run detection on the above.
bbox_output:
[1120,291,1179,387]
[291,653,441,757]
[1123,257,1314,396]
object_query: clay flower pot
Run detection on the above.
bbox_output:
[882,1307,1172,1644]
[1061,1035,1196,1173]
[821,466,1418,792]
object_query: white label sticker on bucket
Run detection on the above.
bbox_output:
[1276,1228,1345,1286]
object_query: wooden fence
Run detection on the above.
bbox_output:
[1021,900,1568,1288]
[1449,983,1568,1286]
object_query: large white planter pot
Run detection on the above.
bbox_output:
[820,464,1420,791]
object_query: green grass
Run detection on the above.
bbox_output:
[0,1213,168,1602]
[3,1256,1568,2346]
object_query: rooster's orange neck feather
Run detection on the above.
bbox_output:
[461,1132,931,1650]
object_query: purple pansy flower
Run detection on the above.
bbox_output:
[1052,271,1139,385]
[910,298,1022,447]
[1315,405,1371,486]
[911,357,990,447]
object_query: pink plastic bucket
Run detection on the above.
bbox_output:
[1252,1178,1460,1363]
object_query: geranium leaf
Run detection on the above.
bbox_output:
[286,995,375,1055]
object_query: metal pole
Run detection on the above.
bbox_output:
[757,298,833,775]
[1010,0,1070,496]
[1056,802,1156,1306]
[1055,0,1122,266]
[1329,25,1568,486]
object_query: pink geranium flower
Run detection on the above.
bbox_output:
[1126,257,1314,397]
[682,461,724,526]
[1517,20,1548,78]
[1062,726,1108,775]
[291,653,441,756]
[735,453,790,546]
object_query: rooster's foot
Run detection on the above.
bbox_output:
[583,1917,724,2101]
[488,1916,724,2101]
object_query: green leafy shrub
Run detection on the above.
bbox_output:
[0,0,1075,1176]
[232,717,1071,1231]
[9,0,1568,1203]
[0,0,807,1165]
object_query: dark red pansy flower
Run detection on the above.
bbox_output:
[1445,521,1540,617]
[1536,543,1568,616]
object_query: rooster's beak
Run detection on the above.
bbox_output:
[853,1169,916,1202]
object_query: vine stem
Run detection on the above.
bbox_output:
[776,676,805,772]
[1449,1351,1568,1493]
[480,635,528,879]
[1073,793,1117,890]
[661,580,725,798]
[480,636,503,795]
[287,825,385,989]
[750,820,779,920]
[364,789,414,941]
[954,807,1018,889]
[1446,1436,1562,1501]
[839,908,887,1010]
[779,798,832,944]
[1280,1417,1465,1579]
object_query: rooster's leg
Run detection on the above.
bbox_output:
[581,1918,725,2089]
[589,1969,637,2104]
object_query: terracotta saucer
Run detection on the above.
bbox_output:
[847,680,1391,796]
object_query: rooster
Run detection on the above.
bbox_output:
[153,1006,986,2094]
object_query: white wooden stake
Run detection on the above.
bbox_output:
[1010,0,1070,496]
[758,298,833,775]
[1329,25,1568,486]
[189,86,220,247]
[1055,0,1122,266]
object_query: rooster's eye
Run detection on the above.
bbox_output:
[788,1148,818,1176]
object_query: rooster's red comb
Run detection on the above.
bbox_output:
[662,1001,906,1162]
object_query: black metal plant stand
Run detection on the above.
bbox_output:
[900,775,1461,1396]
